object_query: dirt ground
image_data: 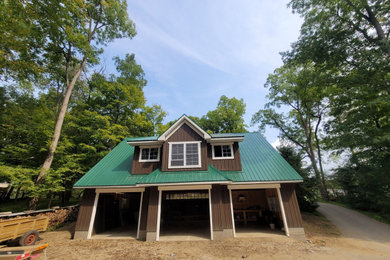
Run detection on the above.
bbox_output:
[38,213,390,260]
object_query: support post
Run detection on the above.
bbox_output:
[156,189,162,241]
[87,192,99,239]
[136,191,144,239]
[228,188,236,238]
[208,188,214,240]
[276,187,289,236]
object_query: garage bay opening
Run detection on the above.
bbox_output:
[160,190,211,240]
[231,189,284,236]
[93,192,141,239]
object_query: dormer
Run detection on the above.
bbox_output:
[128,115,244,174]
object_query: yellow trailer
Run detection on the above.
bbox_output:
[0,216,49,246]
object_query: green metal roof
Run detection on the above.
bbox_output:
[137,165,228,184]
[126,136,158,142]
[74,133,302,188]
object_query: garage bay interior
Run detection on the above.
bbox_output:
[93,192,141,238]
[160,190,211,239]
[231,189,284,235]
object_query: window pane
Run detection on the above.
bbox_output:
[214,146,222,157]
[171,144,184,166]
[222,145,232,157]
[141,148,149,160]
[171,160,184,166]
[150,148,158,160]
[186,143,199,165]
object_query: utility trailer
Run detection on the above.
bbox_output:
[0,216,49,246]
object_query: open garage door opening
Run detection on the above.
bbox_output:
[93,192,141,239]
[231,189,284,236]
[159,190,211,240]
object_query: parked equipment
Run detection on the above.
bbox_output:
[0,217,49,246]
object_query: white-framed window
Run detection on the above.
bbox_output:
[168,141,201,168]
[212,144,234,159]
[139,147,160,162]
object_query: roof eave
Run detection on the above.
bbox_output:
[208,137,245,143]
[127,140,164,146]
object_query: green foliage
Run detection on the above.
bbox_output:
[270,0,390,211]
[198,95,248,133]
[278,146,318,212]
[251,63,328,197]
[0,54,166,206]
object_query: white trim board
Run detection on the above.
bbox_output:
[95,187,145,193]
[158,116,211,141]
[228,183,280,190]
[158,184,211,191]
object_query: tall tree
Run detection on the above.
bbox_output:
[27,0,137,209]
[252,63,329,199]
[278,146,318,212]
[198,95,248,133]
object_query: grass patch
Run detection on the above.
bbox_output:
[323,201,390,225]
[0,197,81,213]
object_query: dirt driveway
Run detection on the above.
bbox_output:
[38,213,390,260]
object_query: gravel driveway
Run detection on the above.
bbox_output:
[317,202,390,243]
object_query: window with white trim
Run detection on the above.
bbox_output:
[169,142,201,168]
[139,147,160,162]
[212,144,234,159]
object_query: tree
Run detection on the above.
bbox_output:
[278,146,318,212]
[198,95,248,133]
[276,0,390,212]
[28,0,137,209]
[251,63,329,199]
[0,1,45,81]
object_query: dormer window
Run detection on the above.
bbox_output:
[212,144,234,159]
[168,142,201,168]
[139,147,160,162]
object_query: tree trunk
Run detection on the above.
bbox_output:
[47,192,54,209]
[5,186,14,201]
[15,186,21,200]
[29,58,87,210]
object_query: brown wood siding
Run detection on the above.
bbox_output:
[208,142,242,171]
[161,123,208,171]
[281,183,303,228]
[131,146,161,174]
[146,186,159,232]
[211,185,233,231]
[139,188,150,233]
[75,189,96,231]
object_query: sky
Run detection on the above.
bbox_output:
[102,0,303,145]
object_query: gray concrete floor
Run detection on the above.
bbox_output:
[92,225,137,240]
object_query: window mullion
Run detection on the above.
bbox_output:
[183,143,187,166]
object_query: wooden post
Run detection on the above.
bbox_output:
[156,189,162,241]
[276,187,289,236]
[136,191,144,239]
[228,188,236,238]
[209,188,214,240]
[87,192,99,239]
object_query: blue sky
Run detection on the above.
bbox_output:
[103,0,302,145]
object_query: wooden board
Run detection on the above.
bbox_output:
[0,216,49,242]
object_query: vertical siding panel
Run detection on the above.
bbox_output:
[207,142,242,171]
[131,146,161,174]
[146,187,159,232]
[75,189,96,231]
[139,188,150,233]
[162,123,208,171]
[281,184,303,228]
